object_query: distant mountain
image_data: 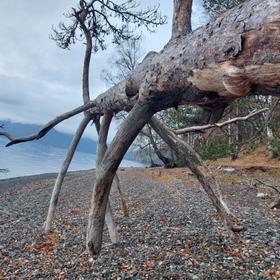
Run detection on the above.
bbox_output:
[1,120,97,154]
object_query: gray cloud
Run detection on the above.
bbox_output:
[0,0,209,141]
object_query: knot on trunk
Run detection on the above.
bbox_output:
[125,77,139,98]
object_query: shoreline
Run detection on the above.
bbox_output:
[0,167,145,193]
[0,169,93,194]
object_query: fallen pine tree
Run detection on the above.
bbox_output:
[1,0,280,255]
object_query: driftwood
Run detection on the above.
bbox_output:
[1,0,280,256]
[86,0,280,254]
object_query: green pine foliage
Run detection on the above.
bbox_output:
[198,137,232,161]
[203,0,245,16]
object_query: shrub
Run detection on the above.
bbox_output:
[198,137,232,160]
[268,137,280,158]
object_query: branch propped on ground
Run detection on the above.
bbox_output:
[44,115,92,233]
[2,0,280,256]
[94,112,120,244]
[87,101,154,255]
[149,116,245,235]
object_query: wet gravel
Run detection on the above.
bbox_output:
[0,167,279,279]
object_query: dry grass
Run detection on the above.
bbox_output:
[210,145,280,169]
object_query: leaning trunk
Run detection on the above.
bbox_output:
[86,102,154,255]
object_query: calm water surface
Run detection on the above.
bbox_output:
[0,139,144,179]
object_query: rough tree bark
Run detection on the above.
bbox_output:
[5,0,280,148]
[96,113,129,217]
[44,6,94,232]
[81,0,279,118]
[114,174,129,217]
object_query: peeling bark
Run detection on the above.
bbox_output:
[90,0,280,116]
[2,0,280,257]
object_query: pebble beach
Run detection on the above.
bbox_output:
[0,167,280,279]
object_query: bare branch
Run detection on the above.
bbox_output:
[0,131,14,142]
[149,116,244,234]
[44,115,92,232]
[5,101,96,147]
[175,108,269,135]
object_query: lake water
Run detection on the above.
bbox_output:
[0,139,144,180]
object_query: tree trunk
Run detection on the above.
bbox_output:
[44,116,91,233]
[172,0,193,38]
[146,125,175,167]
[105,199,120,243]
[3,0,280,258]
[95,113,120,244]
[86,101,154,255]
[90,0,280,116]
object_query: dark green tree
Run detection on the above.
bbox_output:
[203,0,245,16]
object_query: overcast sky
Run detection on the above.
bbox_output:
[0,0,209,141]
